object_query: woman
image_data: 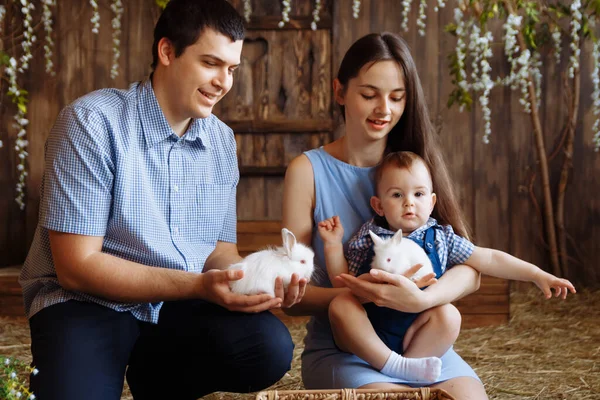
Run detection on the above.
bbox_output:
[282,32,488,399]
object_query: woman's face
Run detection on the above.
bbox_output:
[336,60,406,143]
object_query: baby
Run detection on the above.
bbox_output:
[318,151,576,383]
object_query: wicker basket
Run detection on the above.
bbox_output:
[255,388,455,400]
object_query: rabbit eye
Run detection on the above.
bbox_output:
[386,258,391,263]
[300,260,306,264]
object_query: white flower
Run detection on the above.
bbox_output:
[278,0,291,27]
[592,42,600,152]
[41,0,56,76]
[17,0,35,74]
[311,0,322,31]
[110,0,124,79]
[417,0,427,36]
[568,0,582,78]
[243,0,252,23]
[90,0,100,34]
[552,26,561,64]
[352,0,361,19]
[401,0,413,31]
[0,5,6,35]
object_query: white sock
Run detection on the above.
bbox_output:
[380,351,442,383]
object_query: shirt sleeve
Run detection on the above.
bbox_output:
[443,225,475,267]
[40,105,114,236]
[345,222,373,275]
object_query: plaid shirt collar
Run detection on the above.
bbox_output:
[357,216,438,241]
[138,77,212,149]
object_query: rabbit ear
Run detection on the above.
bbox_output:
[282,228,296,255]
[368,230,385,247]
[391,229,403,245]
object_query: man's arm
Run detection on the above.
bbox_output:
[50,231,281,312]
[203,240,243,271]
[49,230,203,302]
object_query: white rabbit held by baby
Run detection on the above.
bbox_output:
[369,229,434,281]
[228,228,315,296]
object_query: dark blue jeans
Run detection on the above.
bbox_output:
[29,300,294,400]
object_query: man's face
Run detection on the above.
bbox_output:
[160,27,243,120]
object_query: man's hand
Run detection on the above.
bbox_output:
[274,273,308,308]
[200,269,282,313]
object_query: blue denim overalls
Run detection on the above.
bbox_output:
[357,226,443,354]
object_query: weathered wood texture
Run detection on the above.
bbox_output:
[0,0,598,288]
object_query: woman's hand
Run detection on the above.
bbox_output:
[334,264,437,313]
[274,273,309,308]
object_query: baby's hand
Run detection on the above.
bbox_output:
[534,269,576,300]
[317,215,344,245]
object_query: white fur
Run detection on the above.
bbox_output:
[369,229,434,281]
[228,228,315,296]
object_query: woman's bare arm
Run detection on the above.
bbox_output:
[336,264,480,314]
[281,154,348,316]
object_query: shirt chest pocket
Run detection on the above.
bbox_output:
[196,183,232,243]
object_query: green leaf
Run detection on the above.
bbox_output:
[444,23,458,35]
[155,0,169,9]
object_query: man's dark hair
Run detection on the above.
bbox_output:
[151,0,245,69]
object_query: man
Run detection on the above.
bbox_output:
[19,1,305,399]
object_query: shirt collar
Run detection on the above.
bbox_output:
[138,78,212,149]
[362,216,438,239]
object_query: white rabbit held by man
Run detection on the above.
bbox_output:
[228,228,315,296]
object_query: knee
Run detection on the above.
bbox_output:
[328,292,354,327]
[246,314,295,391]
[430,304,462,342]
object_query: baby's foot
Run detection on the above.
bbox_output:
[380,351,442,382]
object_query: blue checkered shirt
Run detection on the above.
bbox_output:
[19,78,239,323]
[346,217,474,276]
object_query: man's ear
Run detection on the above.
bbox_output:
[333,78,345,105]
[370,196,385,216]
[157,37,175,67]
[430,192,437,212]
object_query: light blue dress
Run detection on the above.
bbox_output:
[301,147,481,389]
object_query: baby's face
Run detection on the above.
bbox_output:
[374,162,436,234]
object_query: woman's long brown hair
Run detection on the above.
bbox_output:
[336,32,471,239]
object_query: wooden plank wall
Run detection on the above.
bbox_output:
[0,0,598,287]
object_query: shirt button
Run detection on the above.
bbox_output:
[173,227,179,235]
[173,185,179,192]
